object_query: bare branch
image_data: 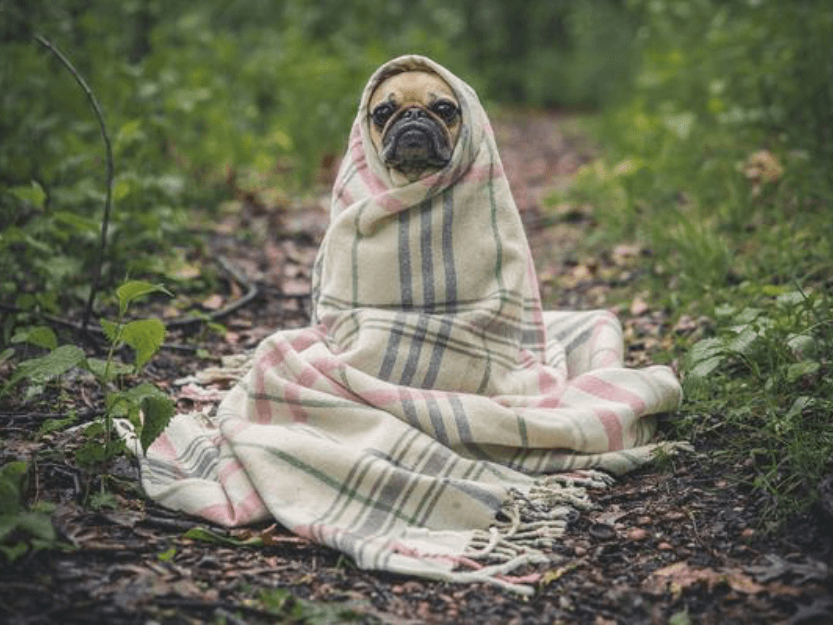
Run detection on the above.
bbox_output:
[33,34,114,334]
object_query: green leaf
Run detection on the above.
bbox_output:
[11,326,58,350]
[727,326,760,356]
[0,541,29,563]
[139,393,175,454]
[89,492,118,511]
[116,281,171,315]
[157,546,177,561]
[786,360,820,383]
[687,355,724,380]
[16,511,56,542]
[75,441,107,467]
[776,290,809,308]
[0,461,28,515]
[8,181,46,209]
[99,319,121,345]
[0,349,14,367]
[668,610,692,625]
[122,318,166,369]
[684,337,727,385]
[106,390,134,418]
[37,412,78,437]
[86,358,133,381]
[0,515,19,542]
[785,396,814,420]
[3,345,86,396]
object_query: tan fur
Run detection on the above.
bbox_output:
[368,71,461,182]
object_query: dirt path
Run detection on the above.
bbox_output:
[2,110,831,624]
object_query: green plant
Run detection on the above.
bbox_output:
[0,461,70,562]
[3,281,175,502]
[683,289,833,524]
[541,0,833,528]
[258,587,377,624]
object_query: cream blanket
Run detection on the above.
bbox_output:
[133,55,682,593]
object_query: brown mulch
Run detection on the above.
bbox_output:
[2,110,831,625]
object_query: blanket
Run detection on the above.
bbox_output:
[130,55,683,594]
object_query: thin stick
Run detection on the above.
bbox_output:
[34,34,114,333]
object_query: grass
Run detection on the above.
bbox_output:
[546,111,833,528]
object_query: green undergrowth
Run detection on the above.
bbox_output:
[545,0,833,527]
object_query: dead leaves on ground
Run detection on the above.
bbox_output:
[643,560,765,598]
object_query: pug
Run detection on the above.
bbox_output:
[368,70,461,184]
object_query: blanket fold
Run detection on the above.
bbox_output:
[130,55,683,594]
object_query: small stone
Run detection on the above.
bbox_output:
[627,527,649,541]
[741,528,755,538]
[574,545,588,556]
[636,515,652,526]
[657,542,673,551]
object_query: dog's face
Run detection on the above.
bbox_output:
[368,70,461,182]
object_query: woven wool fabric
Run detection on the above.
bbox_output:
[132,55,683,592]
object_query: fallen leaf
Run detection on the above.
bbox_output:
[201,293,224,310]
[746,554,829,584]
[630,296,650,316]
[612,244,642,263]
[172,264,201,280]
[743,150,783,183]
[539,563,578,587]
[644,561,765,597]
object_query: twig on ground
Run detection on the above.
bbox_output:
[165,256,261,329]
[0,256,294,350]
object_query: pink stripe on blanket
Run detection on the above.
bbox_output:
[252,344,288,424]
[333,183,354,210]
[589,313,622,368]
[197,490,266,526]
[389,540,481,569]
[148,431,178,461]
[348,125,391,201]
[592,406,624,451]
[460,162,505,184]
[218,457,245,482]
[251,330,328,419]
[590,347,622,369]
[293,325,327,350]
[572,375,648,415]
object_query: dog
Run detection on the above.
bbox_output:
[368,70,461,184]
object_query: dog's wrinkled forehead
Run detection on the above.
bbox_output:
[368,70,457,110]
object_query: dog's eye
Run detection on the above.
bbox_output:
[432,101,458,123]
[371,103,395,128]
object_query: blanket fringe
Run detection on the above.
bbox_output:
[453,469,616,594]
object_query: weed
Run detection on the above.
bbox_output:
[3,281,175,502]
[0,461,71,562]
[543,0,833,527]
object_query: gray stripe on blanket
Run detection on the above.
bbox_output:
[399,209,413,307]
[419,199,434,307]
[442,188,457,307]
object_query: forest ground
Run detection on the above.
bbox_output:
[1,110,831,625]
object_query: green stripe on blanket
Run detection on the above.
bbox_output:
[123,55,683,595]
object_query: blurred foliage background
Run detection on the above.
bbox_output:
[1,0,831,317]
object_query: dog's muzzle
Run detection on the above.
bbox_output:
[382,108,452,168]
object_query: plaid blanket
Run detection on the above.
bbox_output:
[130,55,682,593]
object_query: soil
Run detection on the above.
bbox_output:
[2,109,832,625]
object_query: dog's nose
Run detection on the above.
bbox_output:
[401,107,426,120]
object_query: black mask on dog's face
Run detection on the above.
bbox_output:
[368,70,461,183]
